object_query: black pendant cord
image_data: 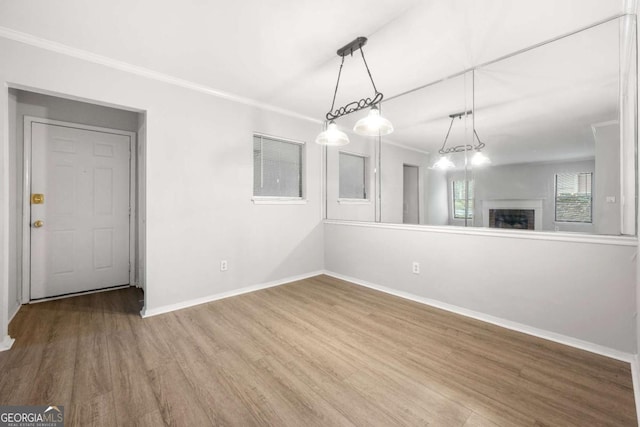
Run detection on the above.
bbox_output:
[439,115,486,155]
[324,36,385,121]
[439,116,457,153]
[328,55,346,118]
[359,45,379,95]
[474,130,485,150]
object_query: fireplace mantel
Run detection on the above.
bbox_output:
[482,199,543,230]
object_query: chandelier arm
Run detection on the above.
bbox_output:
[439,116,456,154]
[359,45,379,95]
[329,55,346,115]
[325,93,383,121]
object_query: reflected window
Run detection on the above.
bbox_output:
[453,180,474,219]
[555,173,592,223]
[253,134,304,198]
[339,152,368,199]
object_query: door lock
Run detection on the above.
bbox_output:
[33,220,44,228]
[31,193,44,204]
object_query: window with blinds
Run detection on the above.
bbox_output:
[555,172,592,222]
[253,134,303,198]
[453,180,474,219]
[339,152,368,199]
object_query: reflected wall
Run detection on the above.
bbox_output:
[325,15,637,236]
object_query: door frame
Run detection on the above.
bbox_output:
[21,116,137,302]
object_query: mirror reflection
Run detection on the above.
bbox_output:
[326,16,636,236]
[469,17,620,234]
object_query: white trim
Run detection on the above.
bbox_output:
[337,199,371,205]
[252,198,307,205]
[128,133,137,288]
[0,335,15,352]
[324,219,638,246]
[141,270,324,318]
[21,118,31,303]
[22,117,137,302]
[0,26,320,125]
[320,138,327,220]
[623,0,638,14]
[29,284,130,304]
[2,86,10,355]
[8,301,20,324]
[323,270,635,363]
[9,83,145,114]
[631,354,640,425]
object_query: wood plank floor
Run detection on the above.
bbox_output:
[0,275,636,426]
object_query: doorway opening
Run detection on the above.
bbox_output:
[403,164,420,224]
[7,87,146,317]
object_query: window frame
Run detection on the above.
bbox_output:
[452,179,474,220]
[554,172,593,223]
[337,151,370,203]
[252,133,306,204]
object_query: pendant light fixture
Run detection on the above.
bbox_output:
[432,110,490,169]
[315,121,350,146]
[353,105,394,136]
[315,36,393,145]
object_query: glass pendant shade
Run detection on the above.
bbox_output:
[471,151,491,166]
[433,156,455,170]
[353,106,394,136]
[315,121,350,146]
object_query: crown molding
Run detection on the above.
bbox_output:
[0,26,321,124]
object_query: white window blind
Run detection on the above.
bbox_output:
[555,172,592,222]
[339,152,367,199]
[453,180,474,219]
[253,135,303,198]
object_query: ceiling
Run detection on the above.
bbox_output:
[0,0,630,164]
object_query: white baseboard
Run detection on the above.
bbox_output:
[0,335,15,352]
[140,270,325,318]
[632,355,640,425]
[322,270,635,364]
[8,301,21,324]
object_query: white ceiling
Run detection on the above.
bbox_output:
[0,0,629,164]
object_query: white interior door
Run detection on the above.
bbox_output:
[30,122,131,299]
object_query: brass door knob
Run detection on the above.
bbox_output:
[33,220,44,228]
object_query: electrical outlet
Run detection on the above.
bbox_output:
[412,262,420,274]
[220,260,228,271]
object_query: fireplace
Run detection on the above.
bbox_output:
[489,209,535,230]
[482,200,543,231]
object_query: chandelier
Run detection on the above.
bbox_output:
[432,111,490,169]
[315,37,393,146]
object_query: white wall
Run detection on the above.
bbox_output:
[325,222,636,353]
[426,168,449,225]
[447,159,598,232]
[592,121,621,235]
[0,37,325,337]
